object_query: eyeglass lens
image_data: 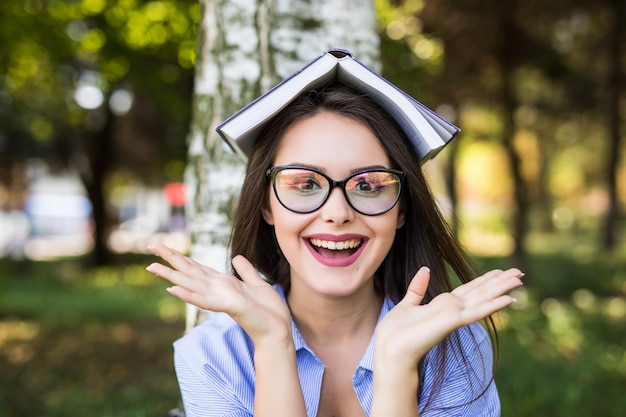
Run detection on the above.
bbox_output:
[272,168,402,215]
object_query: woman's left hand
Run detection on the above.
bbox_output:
[374,267,523,376]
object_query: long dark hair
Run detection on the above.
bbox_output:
[229,83,498,410]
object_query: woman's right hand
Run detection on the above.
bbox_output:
[146,243,292,347]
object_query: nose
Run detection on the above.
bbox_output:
[319,187,355,224]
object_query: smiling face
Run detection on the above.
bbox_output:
[262,112,405,301]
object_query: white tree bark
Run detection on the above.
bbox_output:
[184,0,380,329]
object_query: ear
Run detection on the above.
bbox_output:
[262,204,274,225]
[396,200,406,229]
[396,209,405,229]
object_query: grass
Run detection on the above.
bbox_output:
[0,249,624,416]
[0,255,185,417]
[477,251,626,416]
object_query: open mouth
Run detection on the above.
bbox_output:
[308,238,363,258]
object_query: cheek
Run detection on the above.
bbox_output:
[270,212,311,268]
[380,226,399,250]
[372,213,403,250]
[267,197,304,242]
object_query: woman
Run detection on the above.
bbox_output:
[147,83,523,417]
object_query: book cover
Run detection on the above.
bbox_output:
[216,49,460,163]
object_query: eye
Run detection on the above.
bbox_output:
[279,171,326,195]
[348,172,398,196]
[295,176,321,191]
[354,178,374,193]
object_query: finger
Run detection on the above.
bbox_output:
[476,268,525,295]
[149,242,185,260]
[146,262,192,288]
[146,261,170,278]
[149,243,209,275]
[454,270,524,309]
[165,285,195,303]
[232,255,266,286]
[460,294,517,325]
[454,268,523,298]
[146,258,219,297]
[165,285,225,312]
[155,266,241,312]
[397,266,430,307]
[451,269,504,297]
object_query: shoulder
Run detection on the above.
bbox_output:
[419,323,499,416]
[453,322,492,357]
[174,311,256,388]
[426,322,494,378]
[173,313,257,415]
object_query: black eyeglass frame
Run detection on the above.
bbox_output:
[266,165,405,216]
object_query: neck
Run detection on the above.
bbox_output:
[286,282,383,346]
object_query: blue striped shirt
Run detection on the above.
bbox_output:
[173,286,500,416]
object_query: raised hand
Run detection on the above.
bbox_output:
[374,267,523,374]
[146,243,292,346]
[370,267,523,417]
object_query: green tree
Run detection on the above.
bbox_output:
[0,0,199,264]
[378,0,625,262]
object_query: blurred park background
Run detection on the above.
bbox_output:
[0,0,624,416]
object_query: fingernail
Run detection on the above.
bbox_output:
[421,266,430,272]
[146,266,159,276]
[511,297,518,303]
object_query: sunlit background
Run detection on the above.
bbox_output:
[0,0,624,416]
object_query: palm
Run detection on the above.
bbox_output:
[146,243,291,344]
[375,267,523,370]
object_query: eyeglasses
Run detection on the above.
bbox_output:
[266,165,405,216]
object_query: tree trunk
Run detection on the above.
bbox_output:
[501,86,528,268]
[184,0,380,329]
[83,105,114,266]
[497,2,528,269]
[601,0,624,251]
[444,140,459,236]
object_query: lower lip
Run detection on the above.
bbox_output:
[304,239,367,267]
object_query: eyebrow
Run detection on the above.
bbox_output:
[285,163,390,176]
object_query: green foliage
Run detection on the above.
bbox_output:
[0,255,185,416]
[0,0,198,177]
[376,0,626,255]
[477,251,626,416]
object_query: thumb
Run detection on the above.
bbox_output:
[398,266,431,307]
[232,255,265,286]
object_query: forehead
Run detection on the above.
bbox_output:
[273,112,391,173]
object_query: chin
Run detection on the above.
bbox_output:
[302,271,375,299]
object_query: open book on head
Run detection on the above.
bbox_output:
[216,48,460,163]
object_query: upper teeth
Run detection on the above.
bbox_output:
[309,238,362,250]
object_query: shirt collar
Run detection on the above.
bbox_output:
[274,285,395,368]
[358,297,394,372]
[274,285,311,352]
